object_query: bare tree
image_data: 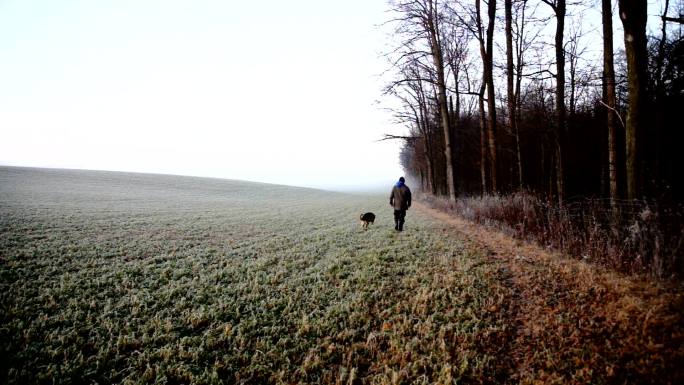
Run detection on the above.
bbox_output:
[513,0,535,189]
[566,20,588,120]
[483,0,498,192]
[467,0,499,193]
[387,0,460,200]
[656,0,671,96]
[424,0,458,200]
[409,65,439,194]
[505,0,519,189]
[602,0,619,208]
[541,0,567,203]
[384,0,684,205]
[443,18,473,195]
[619,0,648,200]
[479,81,488,193]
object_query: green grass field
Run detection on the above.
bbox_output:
[1,167,510,384]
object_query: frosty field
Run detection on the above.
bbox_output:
[0,167,509,384]
[4,167,682,384]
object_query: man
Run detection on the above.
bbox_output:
[389,176,411,231]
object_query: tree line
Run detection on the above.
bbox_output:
[383,0,684,206]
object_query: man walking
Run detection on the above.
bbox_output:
[390,177,411,231]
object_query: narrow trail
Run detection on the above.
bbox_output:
[413,201,684,384]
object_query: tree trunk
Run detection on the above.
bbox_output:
[656,0,670,97]
[602,0,619,208]
[554,0,567,204]
[421,107,437,195]
[426,4,457,201]
[653,0,670,192]
[569,53,576,118]
[514,1,528,189]
[416,78,437,195]
[479,83,488,194]
[448,53,463,196]
[505,0,521,190]
[619,0,648,200]
[449,95,458,194]
[423,135,434,194]
[476,0,498,193]
[485,0,498,193]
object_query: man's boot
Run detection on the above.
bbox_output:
[398,220,404,231]
[394,219,399,231]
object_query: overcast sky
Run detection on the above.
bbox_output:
[0,0,404,190]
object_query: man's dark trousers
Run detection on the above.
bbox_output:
[394,209,406,231]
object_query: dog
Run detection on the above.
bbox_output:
[360,212,375,230]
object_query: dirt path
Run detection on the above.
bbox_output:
[414,201,684,384]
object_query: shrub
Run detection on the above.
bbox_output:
[422,192,684,279]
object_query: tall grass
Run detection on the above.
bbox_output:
[422,192,684,278]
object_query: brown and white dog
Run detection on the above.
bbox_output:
[360,212,375,230]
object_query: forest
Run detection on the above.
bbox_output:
[383,0,684,278]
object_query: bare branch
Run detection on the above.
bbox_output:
[663,16,684,24]
[599,100,626,129]
[377,134,421,142]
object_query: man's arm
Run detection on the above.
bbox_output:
[407,188,412,208]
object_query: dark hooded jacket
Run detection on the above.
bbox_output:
[390,181,411,210]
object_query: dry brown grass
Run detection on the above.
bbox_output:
[416,201,684,384]
[422,192,684,279]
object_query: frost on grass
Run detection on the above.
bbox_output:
[0,168,508,384]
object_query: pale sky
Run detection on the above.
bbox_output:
[0,0,404,190]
